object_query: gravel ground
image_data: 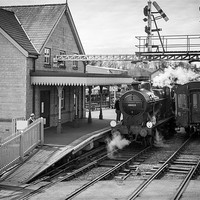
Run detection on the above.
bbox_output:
[69,132,188,182]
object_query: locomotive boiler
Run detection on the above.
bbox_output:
[111,81,175,145]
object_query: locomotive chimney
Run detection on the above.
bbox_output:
[131,81,140,90]
[140,82,151,91]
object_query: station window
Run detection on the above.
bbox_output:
[192,94,198,109]
[59,50,66,68]
[72,53,78,70]
[44,48,51,64]
[178,94,187,109]
[73,60,78,68]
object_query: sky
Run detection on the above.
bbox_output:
[1,0,200,54]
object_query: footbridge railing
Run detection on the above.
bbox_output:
[135,34,200,62]
[0,117,44,176]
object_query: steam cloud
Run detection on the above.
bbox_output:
[107,131,130,157]
[153,66,199,87]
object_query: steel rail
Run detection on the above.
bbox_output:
[127,137,191,200]
[171,158,200,200]
[65,163,122,200]
[65,146,151,200]
[30,145,106,183]
[19,145,151,200]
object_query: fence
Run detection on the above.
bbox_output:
[0,117,44,175]
[135,34,200,52]
[12,117,26,135]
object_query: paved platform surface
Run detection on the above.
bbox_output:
[44,109,117,145]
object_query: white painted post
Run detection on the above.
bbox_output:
[57,86,63,134]
[40,117,44,145]
[99,86,103,119]
[19,132,24,161]
[88,86,92,123]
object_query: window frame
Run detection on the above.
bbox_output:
[59,50,66,68]
[44,48,51,65]
[72,53,78,70]
[178,94,187,109]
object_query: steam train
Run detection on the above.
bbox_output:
[111,81,175,145]
[175,81,200,134]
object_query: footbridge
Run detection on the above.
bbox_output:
[53,35,200,64]
[135,34,200,63]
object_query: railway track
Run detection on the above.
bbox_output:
[2,132,200,200]
[128,135,200,200]
[18,143,151,200]
[64,146,151,200]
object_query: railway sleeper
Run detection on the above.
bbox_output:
[123,168,131,173]
[176,157,198,161]
[129,165,139,170]
[134,159,145,162]
[169,166,192,171]
[150,168,159,172]
[118,172,128,176]
[168,169,190,174]
[173,161,197,165]
[145,171,153,175]
[177,156,198,160]
[132,162,142,165]
[99,161,120,167]
[113,157,131,161]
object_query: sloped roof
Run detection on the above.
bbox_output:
[1,4,65,53]
[1,4,85,54]
[86,65,128,74]
[0,8,38,56]
[129,66,151,77]
[150,67,164,75]
[30,71,133,86]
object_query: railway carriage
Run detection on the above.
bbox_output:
[175,81,200,134]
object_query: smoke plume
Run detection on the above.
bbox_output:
[107,131,130,157]
[153,66,199,87]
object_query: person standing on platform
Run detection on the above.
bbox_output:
[114,98,121,122]
[28,113,35,125]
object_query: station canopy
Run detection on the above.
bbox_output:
[31,71,133,86]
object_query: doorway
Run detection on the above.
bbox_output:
[40,91,50,128]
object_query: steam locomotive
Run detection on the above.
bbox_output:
[111,81,175,145]
[175,81,200,134]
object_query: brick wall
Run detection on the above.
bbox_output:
[33,13,85,127]
[35,13,84,72]
[0,33,34,134]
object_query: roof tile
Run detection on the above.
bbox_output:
[2,4,66,53]
[0,8,38,56]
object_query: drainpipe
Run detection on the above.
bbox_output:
[32,58,36,114]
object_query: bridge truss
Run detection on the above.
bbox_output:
[54,35,200,64]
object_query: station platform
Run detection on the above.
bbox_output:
[44,109,116,146]
[0,109,116,186]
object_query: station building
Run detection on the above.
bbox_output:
[0,3,132,135]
